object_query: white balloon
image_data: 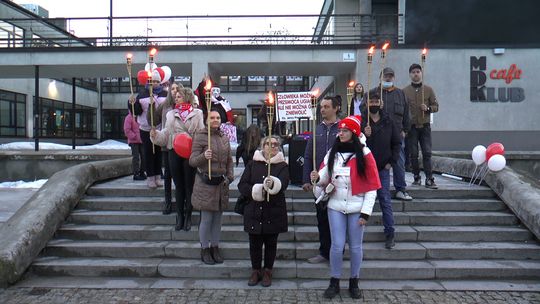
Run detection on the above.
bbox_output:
[144,62,157,72]
[471,145,487,165]
[488,154,506,172]
[161,66,172,84]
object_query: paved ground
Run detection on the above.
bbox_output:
[1,288,539,304]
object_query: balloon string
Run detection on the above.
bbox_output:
[469,165,478,187]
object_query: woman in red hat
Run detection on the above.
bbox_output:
[311,115,381,300]
[151,88,204,231]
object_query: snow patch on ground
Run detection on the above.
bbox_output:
[0,179,47,188]
[0,140,129,150]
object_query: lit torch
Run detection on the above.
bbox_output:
[147,69,155,154]
[379,42,390,108]
[125,53,135,122]
[266,91,275,200]
[149,47,157,64]
[204,79,213,179]
[366,45,375,126]
[421,47,428,118]
[310,88,320,184]
[346,80,355,116]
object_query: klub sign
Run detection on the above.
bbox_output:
[470,56,525,102]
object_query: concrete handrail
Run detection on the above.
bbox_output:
[432,156,540,240]
[0,157,131,287]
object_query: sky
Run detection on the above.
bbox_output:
[12,0,325,39]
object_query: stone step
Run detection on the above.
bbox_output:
[55,224,534,243]
[78,196,507,213]
[67,210,519,226]
[86,185,496,200]
[42,240,540,261]
[15,275,540,291]
[31,257,540,280]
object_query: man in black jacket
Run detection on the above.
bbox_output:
[368,67,413,201]
[362,90,401,249]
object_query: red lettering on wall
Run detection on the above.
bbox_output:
[489,64,522,84]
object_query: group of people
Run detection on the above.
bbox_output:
[122,63,438,298]
[302,63,439,299]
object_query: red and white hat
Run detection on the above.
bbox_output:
[339,115,362,137]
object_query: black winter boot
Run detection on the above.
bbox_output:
[201,248,215,265]
[162,199,172,215]
[349,277,362,299]
[183,206,192,231]
[175,214,184,231]
[323,277,340,299]
[210,246,224,264]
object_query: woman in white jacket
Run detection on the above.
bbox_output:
[151,88,205,231]
[311,115,381,300]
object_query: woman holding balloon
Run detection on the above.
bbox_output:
[151,88,205,231]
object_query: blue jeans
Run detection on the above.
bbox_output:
[328,209,365,278]
[377,169,395,238]
[392,138,407,192]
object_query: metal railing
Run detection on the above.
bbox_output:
[0,14,403,48]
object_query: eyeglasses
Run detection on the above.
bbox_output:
[264,142,280,148]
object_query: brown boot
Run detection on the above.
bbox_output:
[261,268,272,287]
[210,246,224,264]
[201,248,215,265]
[248,269,262,286]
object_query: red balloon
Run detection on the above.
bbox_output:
[173,133,193,159]
[486,142,505,161]
[137,70,149,85]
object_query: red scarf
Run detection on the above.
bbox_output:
[321,150,381,195]
[175,103,193,122]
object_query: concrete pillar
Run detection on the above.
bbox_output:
[97,78,102,140]
[334,73,353,115]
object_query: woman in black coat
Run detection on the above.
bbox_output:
[238,135,289,288]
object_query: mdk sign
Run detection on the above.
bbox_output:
[470,56,525,102]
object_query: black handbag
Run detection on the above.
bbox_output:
[197,169,225,185]
[234,195,248,215]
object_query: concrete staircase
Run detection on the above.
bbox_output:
[26,172,540,289]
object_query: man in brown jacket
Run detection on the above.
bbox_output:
[403,63,439,189]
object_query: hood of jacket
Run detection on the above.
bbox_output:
[253,150,285,164]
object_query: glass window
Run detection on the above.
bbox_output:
[37,97,96,139]
[0,89,26,137]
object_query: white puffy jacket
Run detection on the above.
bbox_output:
[314,149,377,217]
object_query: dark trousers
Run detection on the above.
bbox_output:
[140,130,162,177]
[377,168,395,237]
[163,150,172,204]
[316,202,331,259]
[169,150,195,216]
[129,143,145,175]
[249,233,279,270]
[408,125,433,178]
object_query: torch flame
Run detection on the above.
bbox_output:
[312,88,320,97]
[147,70,152,78]
[150,48,158,56]
[267,91,275,105]
[348,81,355,87]
[382,42,390,51]
[204,79,212,91]
[422,48,428,55]
[368,46,375,55]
